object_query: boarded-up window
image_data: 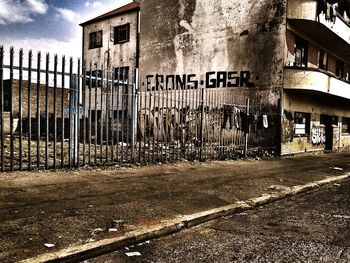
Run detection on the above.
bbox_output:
[294,112,310,136]
[89,30,103,49]
[114,24,130,44]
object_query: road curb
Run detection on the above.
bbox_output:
[19,173,350,263]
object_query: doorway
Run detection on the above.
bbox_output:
[320,115,334,151]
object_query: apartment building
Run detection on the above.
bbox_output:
[80,0,350,155]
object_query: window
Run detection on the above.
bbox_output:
[86,70,102,87]
[294,37,308,67]
[91,110,102,122]
[342,117,350,134]
[114,67,130,81]
[89,30,103,49]
[346,65,350,82]
[114,24,130,44]
[318,49,328,71]
[336,60,345,78]
[294,112,310,136]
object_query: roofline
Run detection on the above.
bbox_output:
[79,4,140,27]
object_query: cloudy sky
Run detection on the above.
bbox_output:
[0,0,132,58]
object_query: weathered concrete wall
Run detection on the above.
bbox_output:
[139,0,287,103]
[287,0,317,20]
[83,11,138,69]
[281,89,350,154]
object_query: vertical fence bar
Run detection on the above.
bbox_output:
[199,88,205,161]
[142,88,147,163]
[53,55,57,170]
[27,51,32,170]
[19,49,23,171]
[68,58,73,169]
[61,56,65,168]
[120,68,125,162]
[207,88,212,159]
[125,70,130,162]
[131,68,138,162]
[0,46,4,172]
[138,80,142,163]
[82,64,87,166]
[94,66,98,164]
[111,70,115,162]
[185,83,189,160]
[176,83,180,161]
[152,85,156,162]
[170,84,175,161]
[116,68,120,162]
[45,53,49,170]
[9,47,14,171]
[36,51,41,169]
[73,74,78,167]
[164,79,169,162]
[244,98,250,158]
[88,64,92,165]
[182,84,186,160]
[159,84,163,162]
[77,59,81,167]
[105,67,110,163]
[100,65,104,164]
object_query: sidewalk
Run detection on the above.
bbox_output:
[1,152,350,262]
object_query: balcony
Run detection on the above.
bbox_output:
[287,0,350,62]
[283,67,350,99]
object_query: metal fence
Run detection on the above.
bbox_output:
[0,47,278,172]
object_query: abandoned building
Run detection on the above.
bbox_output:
[1,79,70,135]
[80,0,350,155]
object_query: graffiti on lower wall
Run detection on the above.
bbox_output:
[311,127,326,146]
[143,71,255,91]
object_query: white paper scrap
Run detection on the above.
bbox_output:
[125,252,141,257]
[44,243,55,248]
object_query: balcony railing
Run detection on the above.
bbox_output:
[287,0,350,46]
[283,66,350,99]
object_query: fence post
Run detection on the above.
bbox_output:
[131,68,138,162]
[0,46,4,172]
[10,47,14,171]
[70,74,79,167]
[244,98,250,158]
[199,87,205,161]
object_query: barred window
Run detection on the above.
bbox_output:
[114,24,130,44]
[89,30,103,49]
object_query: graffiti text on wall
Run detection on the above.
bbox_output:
[143,71,255,91]
[311,127,326,146]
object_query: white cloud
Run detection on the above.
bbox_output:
[26,0,48,14]
[0,0,48,25]
[1,36,82,60]
[92,2,103,8]
[85,1,103,8]
[56,7,79,23]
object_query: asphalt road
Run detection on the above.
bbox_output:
[2,152,350,262]
[89,179,350,263]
